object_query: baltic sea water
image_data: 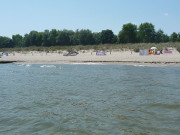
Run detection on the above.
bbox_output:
[0,63,180,135]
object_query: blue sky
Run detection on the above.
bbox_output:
[1,0,180,37]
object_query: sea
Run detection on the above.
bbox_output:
[0,63,180,135]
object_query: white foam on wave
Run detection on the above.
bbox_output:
[40,65,57,68]
[26,64,31,67]
[17,64,25,66]
[133,64,167,67]
[133,65,147,67]
[17,63,31,67]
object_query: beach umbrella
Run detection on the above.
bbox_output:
[150,47,157,54]
[150,47,157,50]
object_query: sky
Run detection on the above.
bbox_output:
[0,0,180,38]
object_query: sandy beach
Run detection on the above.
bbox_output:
[1,49,180,65]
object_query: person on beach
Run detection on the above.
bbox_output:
[149,50,152,54]
[160,50,163,54]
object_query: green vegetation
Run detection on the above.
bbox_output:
[0,22,180,52]
[2,43,180,54]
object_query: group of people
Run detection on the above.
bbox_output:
[0,52,8,56]
[149,50,163,55]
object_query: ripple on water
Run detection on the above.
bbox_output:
[148,103,180,109]
[0,64,180,135]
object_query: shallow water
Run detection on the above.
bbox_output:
[0,63,180,135]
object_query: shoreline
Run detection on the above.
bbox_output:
[1,49,180,66]
[1,60,180,66]
[0,60,20,64]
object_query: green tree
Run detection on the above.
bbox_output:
[23,31,42,47]
[178,33,180,42]
[56,30,71,46]
[138,22,156,43]
[155,29,164,43]
[162,34,169,42]
[12,34,23,47]
[118,23,137,43]
[29,31,39,46]
[155,29,169,43]
[170,32,178,42]
[42,30,50,47]
[78,29,95,45]
[23,34,31,47]
[101,29,114,44]
[36,32,43,46]
[49,29,58,46]
[0,36,13,48]
[69,30,79,45]
[93,32,101,45]
[112,35,118,44]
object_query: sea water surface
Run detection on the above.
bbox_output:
[0,63,180,135]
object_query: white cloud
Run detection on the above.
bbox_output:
[164,13,169,16]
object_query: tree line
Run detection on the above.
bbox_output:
[0,22,180,48]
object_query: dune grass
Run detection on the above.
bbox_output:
[1,42,180,53]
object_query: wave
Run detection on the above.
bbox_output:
[17,64,24,66]
[148,103,180,109]
[26,64,31,67]
[40,65,57,68]
[16,64,31,67]
[133,64,167,67]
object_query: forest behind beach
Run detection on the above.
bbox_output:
[1,22,180,52]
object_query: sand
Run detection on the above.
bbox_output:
[1,49,180,65]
